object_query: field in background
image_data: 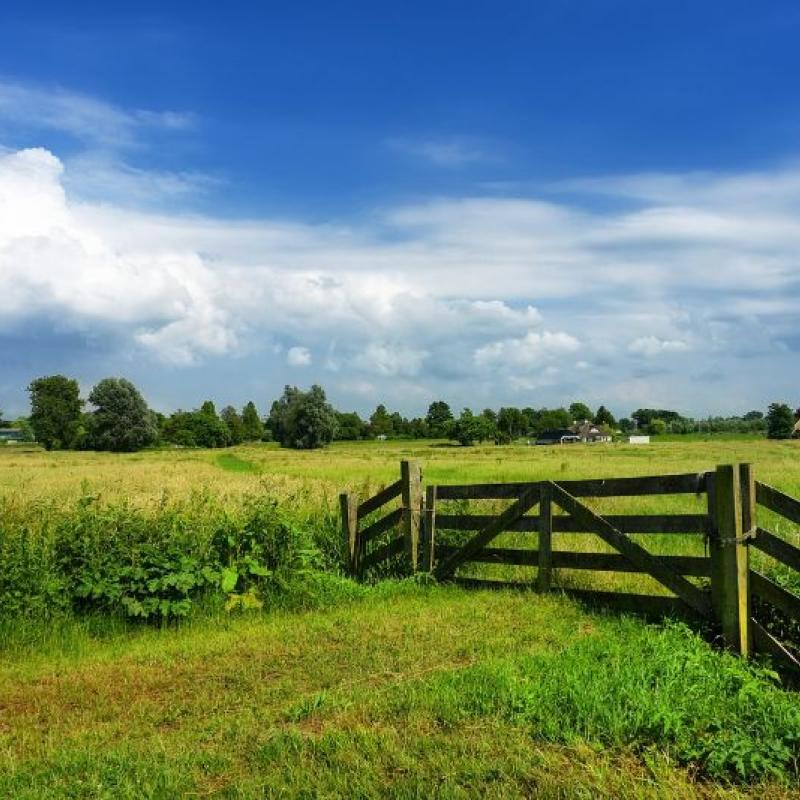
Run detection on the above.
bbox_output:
[3,436,800,507]
[2,438,800,797]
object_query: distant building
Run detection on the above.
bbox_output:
[572,420,612,443]
[0,428,26,443]
[534,429,581,445]
[628,435,650,444]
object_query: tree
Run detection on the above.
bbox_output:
[618,417,634,434]
[648,418,667,436]
[594,405,616,427]
[85,378,158,452]
[11,417,35,442]
[497,407,526,443]
[335,411,368,440]
[532,407,572,434]
[266,386,302,443]
[631,408,683,429]
[280,385,337,449]
[162,405,231,448]
[480,409,498,442]
[425,401,453,438]
[220,406,245,445]
[369,404,394,437]
[766,403,795,440]
[451,408,484,446]
[241,401,264,441]
[569,402,592,422]
[28,375,83,450]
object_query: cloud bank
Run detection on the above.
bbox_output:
[2,144,800,415]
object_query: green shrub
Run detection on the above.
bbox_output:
[0,493,330,623]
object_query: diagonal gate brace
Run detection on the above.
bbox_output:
[434,485,540,580]
[548,482,712,618]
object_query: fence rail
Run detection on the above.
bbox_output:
[341,462,800,670]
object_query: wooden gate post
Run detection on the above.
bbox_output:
[537,482,553,592]
[339,492,360,578]
[401,460,423,572]
[421,485,437,572]
[710,464,751,655]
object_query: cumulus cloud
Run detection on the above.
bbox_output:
[2,143,800,414]
[628,337,691,357]
[287,346,312,366]
[474,331,581,370]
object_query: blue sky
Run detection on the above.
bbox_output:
[1,1,799,419]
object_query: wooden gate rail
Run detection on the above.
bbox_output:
[342,462,800,664]
[749,480,800,670]
[547,481,712,617]
[340,461,421,578]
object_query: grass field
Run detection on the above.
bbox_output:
[1,439,800,797]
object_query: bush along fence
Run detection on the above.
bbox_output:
[340,461,800,671]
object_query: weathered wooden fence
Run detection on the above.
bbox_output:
[340,461,800,669]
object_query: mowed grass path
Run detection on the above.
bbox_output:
[0,585,792,799]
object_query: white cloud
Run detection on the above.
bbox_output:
[3,144,800,414]
[474,331,581,370]
[387,136,494,166]
[0,78,194,148]
[628,337,692,357]
[287,346,312,366]
[353,342,429,377]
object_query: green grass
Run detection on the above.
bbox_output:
[1,584,798,798]
[2,440,800,796]
[215,453,260,474]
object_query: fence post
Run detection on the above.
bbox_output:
[422,485,437,572]
[709,464,750,655]
[339,492,360,578]
[401,460,423,572]
[738,463,755,656]
[537,482,552,592]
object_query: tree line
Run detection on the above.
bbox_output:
[1,375,797,452]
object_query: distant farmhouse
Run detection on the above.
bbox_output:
[0,428,27,444]
[534,420,612,445]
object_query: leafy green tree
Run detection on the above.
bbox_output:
[11,417,35,442]
[480,408,498,442]
[241,401,264,441]
[86,378,158,452]
[221,406,245,445]
[497,407,526,443]
[532,407,572,435]
[648,418,668,436]
[594,405,616,427]
[162,406,231,448]
[632,408,683,429]
[618,417,634,433]
[407,417,428,438]
[27,375,83,450]
[766,403,795,440]
[569,402,593,422]
[334,411,368,440]
[425,401,453,438]
[369,404,394,437]
[280,385,337,449]
[451,408,485,446]
[266,386,302,443]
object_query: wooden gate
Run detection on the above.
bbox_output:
[342,462,800,667]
